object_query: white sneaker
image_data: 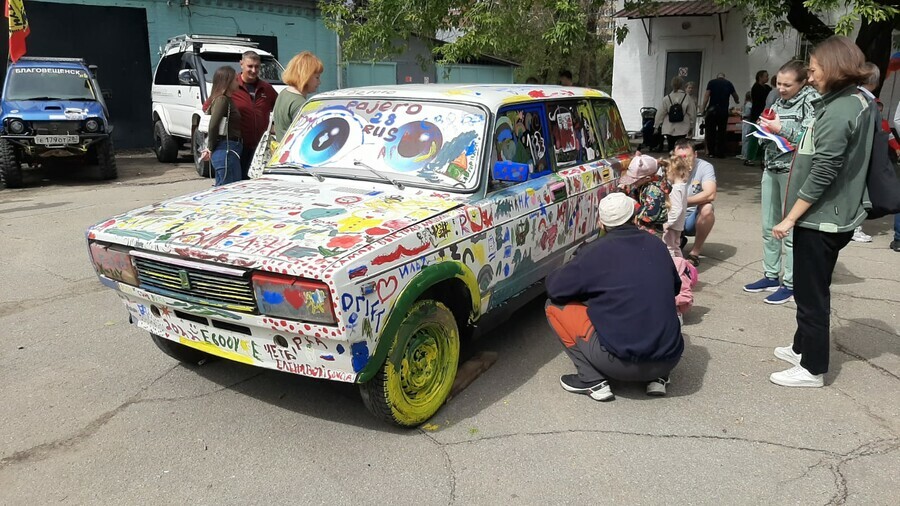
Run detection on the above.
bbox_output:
[769,365,824,388]
[851,226,872,243]
[774,346,801,367]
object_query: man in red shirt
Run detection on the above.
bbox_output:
[231,51,277,179]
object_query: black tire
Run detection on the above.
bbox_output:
[192,128,211,177]
[150,333,213,365]
[96,138,118,180]
[153,120,178,163]
[359,300,460,427]
[0,139,23,189]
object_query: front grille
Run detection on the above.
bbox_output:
[133,257,257,313]
[33,121,81,135]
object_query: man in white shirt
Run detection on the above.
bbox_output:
[674,139,717,266]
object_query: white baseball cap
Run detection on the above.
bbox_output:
[598,192,637,228]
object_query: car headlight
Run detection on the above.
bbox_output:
[8,119,26,134]
[252,272,336,324]
[84,118,101,133]
[88,241,139,286]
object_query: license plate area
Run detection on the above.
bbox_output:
[35,134,79,145]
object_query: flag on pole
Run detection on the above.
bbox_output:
[6,0,29,62]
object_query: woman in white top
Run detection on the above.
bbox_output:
[655,76,697,152]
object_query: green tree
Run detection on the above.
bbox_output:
[321,0,614,86]
[724,0,899,92]
[616,1,900,93]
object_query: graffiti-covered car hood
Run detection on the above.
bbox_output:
[87,177,466,275]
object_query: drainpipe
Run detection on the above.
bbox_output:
[336,15,343,89]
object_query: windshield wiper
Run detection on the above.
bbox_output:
[266,163,324,182]
[353,160,405,190]
[21,96,63,101]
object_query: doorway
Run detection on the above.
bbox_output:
[663,51,703,101]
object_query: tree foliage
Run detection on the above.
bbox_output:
[320,0,614,86]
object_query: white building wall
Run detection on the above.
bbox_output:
[612,8,801,131]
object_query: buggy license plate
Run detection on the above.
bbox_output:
[35,135,79,145]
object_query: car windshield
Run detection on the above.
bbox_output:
[5,66,96,101]
[269,98,488,191]
[200,52,284,84]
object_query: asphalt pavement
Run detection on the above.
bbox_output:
[1,151,898,504]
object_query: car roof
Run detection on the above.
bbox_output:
[10,58,87,70]
[314,84,613,110]
[163,43,275,58]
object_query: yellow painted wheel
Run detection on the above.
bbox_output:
[360,300,460,427]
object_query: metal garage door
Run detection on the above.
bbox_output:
[1,1,152,148]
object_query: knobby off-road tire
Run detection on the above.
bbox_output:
[192,128,211,178]
[0,139,23,189]
[150,333,213,365]
[154,120,178,163]
[96,138,118,180]
[359,300,460,427]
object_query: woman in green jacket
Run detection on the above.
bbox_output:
[273,51,324,143]
[768,36,874,388]
[743,60,819,305]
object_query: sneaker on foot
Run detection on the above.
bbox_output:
[851,226,872,243]
[891,240,900,252]
[774,345,801,367]
[743,277,780,293]
[769,365,824,388]
[560,374,615,401]
[764,286,794,305]
[646,377,669,396]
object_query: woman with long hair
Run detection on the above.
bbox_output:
[273,51,324,142]
[201,66,243,185]
[769,36,874,387]
[743,60,819,305]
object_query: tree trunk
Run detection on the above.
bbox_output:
[785,0,834,45]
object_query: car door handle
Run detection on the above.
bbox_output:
[549,181,567,203]
[177,90,182,97]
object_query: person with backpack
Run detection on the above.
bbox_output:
[768,36,875,388]
[655,76,696,152]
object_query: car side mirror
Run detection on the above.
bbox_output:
[88,64,99,78]
[492,161,530,183]
[178,69,199,86]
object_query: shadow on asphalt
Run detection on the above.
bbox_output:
[3,150,197,190]
[829,318,900,383]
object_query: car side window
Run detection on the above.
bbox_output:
[545,100,601,169]
[591,99,631,157]
[490,105,551,190]
[154,53,181,86]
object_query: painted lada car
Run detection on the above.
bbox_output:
[86,84,633,426]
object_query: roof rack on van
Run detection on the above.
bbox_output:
[15,56,87,64]
[165,34,260,47]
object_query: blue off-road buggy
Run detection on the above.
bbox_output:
[0,57,116,188]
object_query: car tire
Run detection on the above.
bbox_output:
[153,120,179,163]
[150,333,214,365]
[0,139,23,189]
[192,128,211,178]
[96,138,118,180]
[359,300,460,427]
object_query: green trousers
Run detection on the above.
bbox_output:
[761,170,793,288]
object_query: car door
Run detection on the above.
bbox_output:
[478,102,556,309]
[152,51,186,137]
[166,52,203,138]
[543,99,608,263]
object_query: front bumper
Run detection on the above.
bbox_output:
[2,133,109,157]
[108,278,360,383]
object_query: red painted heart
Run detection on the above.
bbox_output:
[366,226,390,235]
[375,276,399,303]
[283,288,306,310]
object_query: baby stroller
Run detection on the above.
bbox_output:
[640,106,664,152]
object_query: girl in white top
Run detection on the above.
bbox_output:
[660,155,691,258]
